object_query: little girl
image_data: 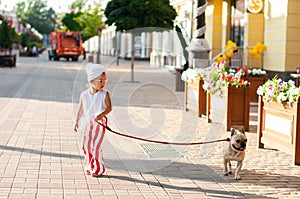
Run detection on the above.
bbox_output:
[73,63,112,177]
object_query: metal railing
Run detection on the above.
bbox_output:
[211,46,245,68]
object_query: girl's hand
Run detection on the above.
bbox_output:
[73,122,78,132]
[96,114,103,121]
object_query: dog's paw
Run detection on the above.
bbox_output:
[234,175,241,180]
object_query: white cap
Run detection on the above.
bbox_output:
[86,63,105,82]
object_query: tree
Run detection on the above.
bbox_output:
[20,33,30,48]
[0,18,17,52]
[104,0,177,81]
[15,0,57,34]
[104,0,176,31]
[74,5,105,42]
[60,12,83,32]
[59,4,104,42]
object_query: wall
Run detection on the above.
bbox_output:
[285,0,300,71]
[245,12,265,68]
[264,0,287,72]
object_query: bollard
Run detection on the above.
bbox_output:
[88,55,94,63]
[175,68,185,92]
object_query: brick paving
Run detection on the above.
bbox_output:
[0,52,299,198]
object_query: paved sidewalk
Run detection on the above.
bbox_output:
[0,53,299,198]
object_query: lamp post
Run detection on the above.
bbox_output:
[186,0,210,69]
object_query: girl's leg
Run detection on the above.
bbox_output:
[82,122,94,173]
[91,123,106,176]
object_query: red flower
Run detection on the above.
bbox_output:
[237,65,249,77]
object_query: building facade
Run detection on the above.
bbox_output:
[85,0,300,79]
[175,0,300,79]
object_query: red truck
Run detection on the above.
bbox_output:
[48,31,85,61]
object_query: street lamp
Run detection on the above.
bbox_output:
[186,0,210,69]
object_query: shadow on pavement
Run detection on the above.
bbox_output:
[0,143,292,198]
[0,144,82,160]
[104,174,271,198]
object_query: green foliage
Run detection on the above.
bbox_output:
[71,0,84,11]
[61,12,83,32]
[19,32,43,48]
[16,0,57,34]
[75,5,105,42]
[104,0,177,31]
[20,33,30,48]
[60,4,105,42]
[29,41,43,48]
[0,18,17,49]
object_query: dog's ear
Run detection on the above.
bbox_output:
[230,127,236,136]
[240,126,245,135]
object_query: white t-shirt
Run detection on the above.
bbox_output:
[79,89,107,130]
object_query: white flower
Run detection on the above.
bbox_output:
[181,68,201,82]
[249,68,267,76]
[293,87,300,95]
[229,68,236,73]
[257,86,264,95]
[257,75,300,103]
[266,89,274,97]
[181,70,188,81]
[277,93,287,102]
[288,79,295,86]
[202,82,210,90]
[260,70,267,75]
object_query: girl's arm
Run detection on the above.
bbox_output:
[96,92,112,120]
[73,98,83,132]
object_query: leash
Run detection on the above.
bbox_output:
[95,116,230,145]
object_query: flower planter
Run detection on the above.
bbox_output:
[184,80,207,117]
[0,54,16,67]
[208,94,226,124]
[257,96,300,165]
[207,86,250,131]
[245,74,268,102]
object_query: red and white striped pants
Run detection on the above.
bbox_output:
[82,119,106,175]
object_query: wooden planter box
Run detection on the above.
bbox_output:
[0,54,16,67]
[245,75,268,103]
[184,80,207,117]
[257,96,300,165]
[207,86,250,131]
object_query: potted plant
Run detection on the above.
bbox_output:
[181,68,207,117]
[257,75,300,165]
[236,66,268,102]
[201,61,251,131]
[0,16,17,67]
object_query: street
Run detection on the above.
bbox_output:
[0,52,299,199]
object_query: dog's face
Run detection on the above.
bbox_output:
[230,127,247,152]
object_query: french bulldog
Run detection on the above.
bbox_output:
[223,127,247,180]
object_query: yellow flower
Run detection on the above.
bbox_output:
[249,42,267,59]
